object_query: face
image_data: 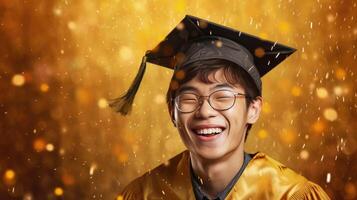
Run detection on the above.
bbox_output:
[172,69,261,160]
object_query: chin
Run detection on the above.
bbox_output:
[193,146,230,160]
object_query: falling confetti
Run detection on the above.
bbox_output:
[326,173,331,183]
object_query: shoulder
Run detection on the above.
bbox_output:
[288,180,330,200]
[235,152,330,199]
[120,150,191,199]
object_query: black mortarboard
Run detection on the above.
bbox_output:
[110,15,296,115]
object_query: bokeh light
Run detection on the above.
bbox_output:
[54,187,64,196]
[97,98,108,108]
[316,87,328,99]
[40,83,49,92]
[323,108,338,121]
[11,74,25,87]
[3,169,16,186]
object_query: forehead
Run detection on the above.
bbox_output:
[177,68,244,92]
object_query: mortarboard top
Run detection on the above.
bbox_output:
[111,15,296,115]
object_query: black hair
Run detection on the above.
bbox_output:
[166,59,261,139]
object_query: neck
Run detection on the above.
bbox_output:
[190,141,245,198]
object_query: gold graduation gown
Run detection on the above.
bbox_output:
[121,151,330,200]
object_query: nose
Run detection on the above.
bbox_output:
[195,98,217,119]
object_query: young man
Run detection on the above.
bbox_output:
[111,15,330,200]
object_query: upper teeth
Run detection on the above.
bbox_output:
[196,128,223,135]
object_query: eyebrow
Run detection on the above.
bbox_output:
[177,83,234,94]
[177,86,198,94]
[211,83,234,90]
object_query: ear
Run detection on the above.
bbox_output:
[247,96,263,124]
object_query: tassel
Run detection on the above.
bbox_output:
[110,54,148,115]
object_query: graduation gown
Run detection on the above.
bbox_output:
[121,150,330,200]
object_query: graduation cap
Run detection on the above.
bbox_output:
[111,15,296,115]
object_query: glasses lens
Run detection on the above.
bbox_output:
[176,93,199,112]
[210,90,235,110]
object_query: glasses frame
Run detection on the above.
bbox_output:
[174,89,249,113]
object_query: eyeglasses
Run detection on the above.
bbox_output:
[174,90,249,113]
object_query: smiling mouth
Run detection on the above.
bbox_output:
[192,127,225,136]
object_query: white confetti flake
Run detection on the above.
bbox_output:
[326,173,331,183]
[89,163,97,175]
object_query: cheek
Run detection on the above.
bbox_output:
[225,107,248,131]
[175,112,190,132]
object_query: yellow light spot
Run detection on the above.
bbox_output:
[280,129,296,144]
[154,94,165,104]
[33,138,46,152]
[291,86,302,97]
[54,187,64,196]
[53,8,62,16]
[278,21,290,33]
[3,169,16,185]
[4,169,15,180]
[254,47,265,58]
[345,182,357,200]
[335,67,346,80]
[97,98,108,108]
[333,86,343,96]
[175,52,186,65]
[59,148,65,155]
[118,152,129,163]
[67,21,76,30]
[175,70,185,80]
[300,150,309,160]
[312,121,325,133]
[46,143,54,152]
[163,160,170,166]
[12,74,25,86]
[75,88,91,105]
[40,83,49,92]
[262,102,271,114]
[316,87,328,99]
[62,173,75,186]
[119,46,133,61]
[324,108,338,121]
[258,129,268,139]
[312,52,319,60]
[326,14,335,23]
[116,195,124,200]
[215,40,223,48]
[176,22,185,30]
[170,80,179,91]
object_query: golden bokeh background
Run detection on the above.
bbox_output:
[0,0,356,199]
